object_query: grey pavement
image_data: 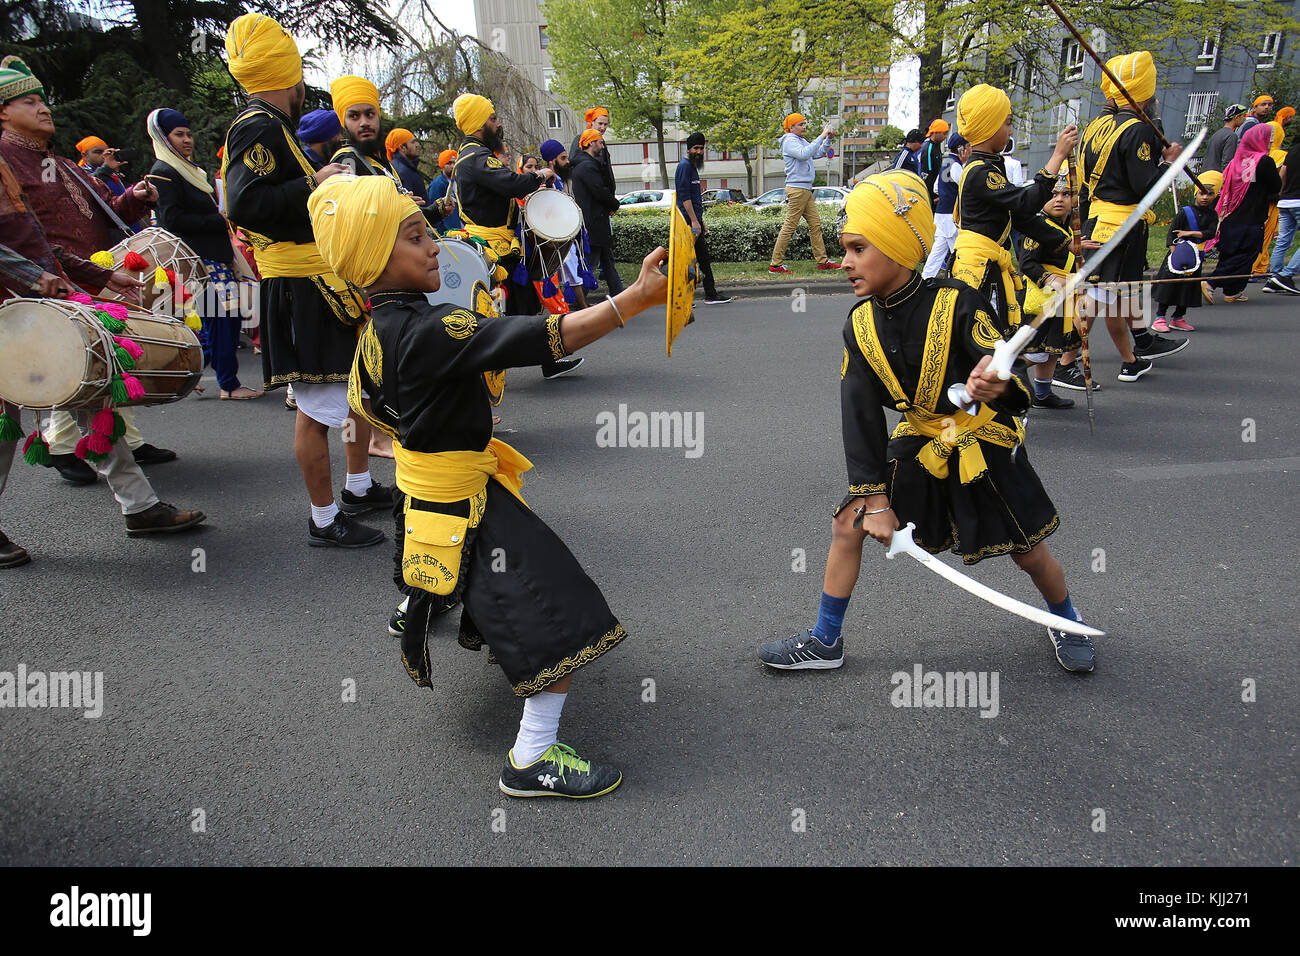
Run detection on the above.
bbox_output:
[0,286,1296,866]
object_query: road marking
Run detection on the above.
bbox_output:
[1118,457,1300,481]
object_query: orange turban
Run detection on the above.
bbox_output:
[385,128,414,160]
[783,113,805,132]
[927,119,949,135]
[438,149,457,169]
[1254,94,1274,108]
[76,135,107,155]
[1277,107,1294,125]
[578,128,602,149]
[584,107,609,127]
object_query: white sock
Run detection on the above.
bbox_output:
[511,691,567,767]
[398,596,409,613]
[311,501,340,528]
[345,470,373,495]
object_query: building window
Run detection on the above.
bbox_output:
[1020,113,1032,148]
[945,93,955,111]
[1054,98,1080,128]
[547,109,562,130]
[1004,62,1020,91]
[1196,33,1219,72]
[664,103,680,121]
[539,25,549,50]
[544,68,555,92]
[1184,91,1219,138]
[1259,32,1282,70]
[1060,40,1084,81]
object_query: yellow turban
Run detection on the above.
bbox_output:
[1268,121,1285,151]
[1101,52,1156,106]
[1254,94,1274,108]
[454,93,494,135]
[956,84,1011,146]
[841,170,935,271]
[225,13,302,95]
[331,75,380,124]
[308,175,421,288]
[1195,170,1223,195]
[783,113,805,132]
[385,128,414,160]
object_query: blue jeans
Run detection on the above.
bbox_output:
[1268,205,1300,276]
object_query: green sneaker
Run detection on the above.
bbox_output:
[498,743,622,798]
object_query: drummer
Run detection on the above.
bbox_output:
[451,93,582,379]
[0,53,180,484]
[540,139,594,311]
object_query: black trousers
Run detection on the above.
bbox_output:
[695,231,718,299]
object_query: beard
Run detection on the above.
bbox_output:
[352,134,381,158]
[481,126,505,154]
[553,158,571,177]
[690,153,704,170]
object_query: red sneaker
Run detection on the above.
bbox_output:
[1169,317,1196,332]
[817,260,843,270]
[769,265,792,275]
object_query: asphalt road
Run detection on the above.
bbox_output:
[1,285,1296,866]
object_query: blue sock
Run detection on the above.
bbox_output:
[1047,594,1080,622]
[811,592,850,645]
[1033,376,1053,399]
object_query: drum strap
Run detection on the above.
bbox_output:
[63,160,134,242]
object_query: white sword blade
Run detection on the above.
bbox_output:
[885,524,1104,637]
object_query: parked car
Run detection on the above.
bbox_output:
[748,186,850,208]
[617,189,676,208]
[701,187,748,206]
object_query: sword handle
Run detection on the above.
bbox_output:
[991,325,1035,380]
[947,383,978,413]
[885,522,917,559]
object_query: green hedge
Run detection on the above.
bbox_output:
[610,204,842,262]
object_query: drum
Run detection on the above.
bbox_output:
[102,227,209,314]
[428,238,492,311]
[0,298,202,409]
[522,189,582,277]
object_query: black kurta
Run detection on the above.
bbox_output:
[355,290,622,697]
[1078,109,1165,283]
[224,99,365,387]
[839,274,1059,565]
[1015,213,1083,355]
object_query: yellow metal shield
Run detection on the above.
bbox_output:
[665,203,698,355]
[474,280,506,406]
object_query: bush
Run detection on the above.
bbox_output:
[610,203,842,261]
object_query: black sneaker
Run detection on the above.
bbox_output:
[1048,624,1096,673]
[339,479,398,515]
[46,452,97,485]
[1117,357,1153,382]
[758,629,844,670]
[308,513,385,548]
[1133,334,1188,360]
[499,743,622,798]
[388,605,405,637]
[1265,275,1300,295]
[541,357,584,380]
[1052,363,1101,392]
[1031,391,1075,409]
[703,295,734,304]
[132,443,178,465]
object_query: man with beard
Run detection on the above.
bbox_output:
[540,138,593,309]
[570,130,623,299]
[570,107,616,196]
[674,131,731,304]
[296,109,342,172]
[222,13,393,548]
[330,76,398,183]
[452,93,582,378]
[426,148,461,232]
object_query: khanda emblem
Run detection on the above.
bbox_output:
[244,142,276,176]
[442,309,478,340]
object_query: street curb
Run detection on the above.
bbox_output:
[701,278,850,299]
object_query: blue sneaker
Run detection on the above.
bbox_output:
[1047,616,1096,673]
[758,630,844,670]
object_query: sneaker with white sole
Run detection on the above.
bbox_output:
[499,743,622,798]
[1117,357,1153,382]
[1048,617,1096,673]
[1265,275,1300,295]
[1052,363,1100,392]
[1133,334,1188,359]
[1151,317,1171,333]
[758,629,844,669]
[1169,317,1196,332]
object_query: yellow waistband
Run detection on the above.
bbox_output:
[893,406,1025,485]
[393,437,533,506]
[1090,199,1156,243]
[954,230,1013,269]
[252,240,331,278]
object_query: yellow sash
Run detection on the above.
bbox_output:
[1024,262,1076,334]
[851,289,1024,485]
[952,229,1023,329]
[393,437,532,506]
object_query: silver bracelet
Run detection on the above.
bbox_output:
[855,505,891,516]
[607,295,625,328]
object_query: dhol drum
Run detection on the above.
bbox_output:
[521,189,582,278]
[428,237,492,311]
[102,227,209,314]
[0,298,202,409]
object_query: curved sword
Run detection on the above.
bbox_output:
[885,523,1104,637]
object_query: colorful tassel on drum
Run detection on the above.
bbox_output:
[110,374,130,405]
[123,374,145,401]
[124,251,149,272]
[112,344,136,370]
[100,302,129,323]
[73,434,107,463]
[86,430,112,456]
[91,250,115,269]
[184,310,202,331]
[111,411,126,442]
[541,275,557,297]
[114,336,143,361]
[0,410,22,443]
[22,429,50,466]
[68,292,93,305]
[91,408,115,436]
[92,308,126,334]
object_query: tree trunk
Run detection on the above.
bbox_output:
[654,120,669,188]
[741,147,753,196]
[130,0,190,94]
[917,0,949,125]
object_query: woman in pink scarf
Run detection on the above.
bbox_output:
[1204,123,1280,302]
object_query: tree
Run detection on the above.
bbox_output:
[874,124,904,149]
[543,0,678,186]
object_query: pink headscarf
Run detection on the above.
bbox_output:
[1217,123,1274,221]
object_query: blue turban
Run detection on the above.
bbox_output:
[156,108,189,135]
[539,138,566,163]
[297,108,341,144]
[947,132,968,153]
